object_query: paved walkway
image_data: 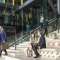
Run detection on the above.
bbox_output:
[0,56,20,60]
[15,56,56,60]
[0,55,60,60]
[13,54,60,60]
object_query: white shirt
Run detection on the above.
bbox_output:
[40,16,44,23]
[37,35,41,43]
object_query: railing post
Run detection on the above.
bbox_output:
[57,15,59,33]
[21,32,23,42]
[15,27,17,50]
[30,31,31,36]
[26,32,28,41]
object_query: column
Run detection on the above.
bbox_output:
[3,9,6,15]
[21,0,23,5]
[12,0,15,16]
[21,0,24,33]
[2,0,5,3]
[3,7,7,15]
[12,0,15,5]
[4,15,9,24]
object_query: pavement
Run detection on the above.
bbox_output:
[11,54,60,60]
[0,55,60,60]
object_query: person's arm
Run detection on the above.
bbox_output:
[34,37,37,44]
[3,30,7,42]
[30,38,32,43]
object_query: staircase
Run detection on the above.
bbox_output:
[0,56,20,60]
[7,41,30,57]
[0,19,59,60]
[0,29,60,60]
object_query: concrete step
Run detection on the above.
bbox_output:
[7,49,24,53]
[7,47,28,57]
[38,48,60,59]
[0,56,21,60]
[56,33,60,39]
[53,30,59,33]
[9,46,28,51]
[18,43,29,46]
[48,30,60,39]
[48,33,57,39]
[7,49,27,57]
[8,53,25,57]
[9,47,16,50]
[45,37,53,41]
[23,41,30,44]
[17,44,29,46]
[17,45,29,48]
[0,57,5,60]
[7,48,27,53]
[6,49,25,57]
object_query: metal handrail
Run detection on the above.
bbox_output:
[7,24,40,47]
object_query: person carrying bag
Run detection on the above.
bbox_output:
[0,26,8,57]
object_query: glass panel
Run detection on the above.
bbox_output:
[0,0,2,3]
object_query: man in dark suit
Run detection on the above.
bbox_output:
[32,30,46,58]
[0,26,8,57]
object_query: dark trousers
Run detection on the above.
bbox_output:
[44,28,48,36]
[0,42,8,55]
[40,23,43,28]
[0,50,7,55]
[32,44,39,56]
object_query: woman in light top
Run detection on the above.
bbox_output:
[28,33,37,54]
[28,33,37,57]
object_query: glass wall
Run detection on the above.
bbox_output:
[0,0,58,28]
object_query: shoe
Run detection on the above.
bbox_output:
[0,55,1,57]
[34,54,41,58]
[34,56,38,58]
[37,54,41,57]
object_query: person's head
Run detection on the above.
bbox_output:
[45,18,48,21]
[0,26,2,30]
[37,30,42,36]
[31,33,35,38]
[40,14,43,17]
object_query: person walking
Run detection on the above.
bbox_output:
[40,15,44,28]
[44,18,48,36]
[0,26,8,57]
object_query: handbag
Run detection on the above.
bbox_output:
[2,42,8,50]
[26,48,33,57]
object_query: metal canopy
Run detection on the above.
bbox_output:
[9,0,41,15]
